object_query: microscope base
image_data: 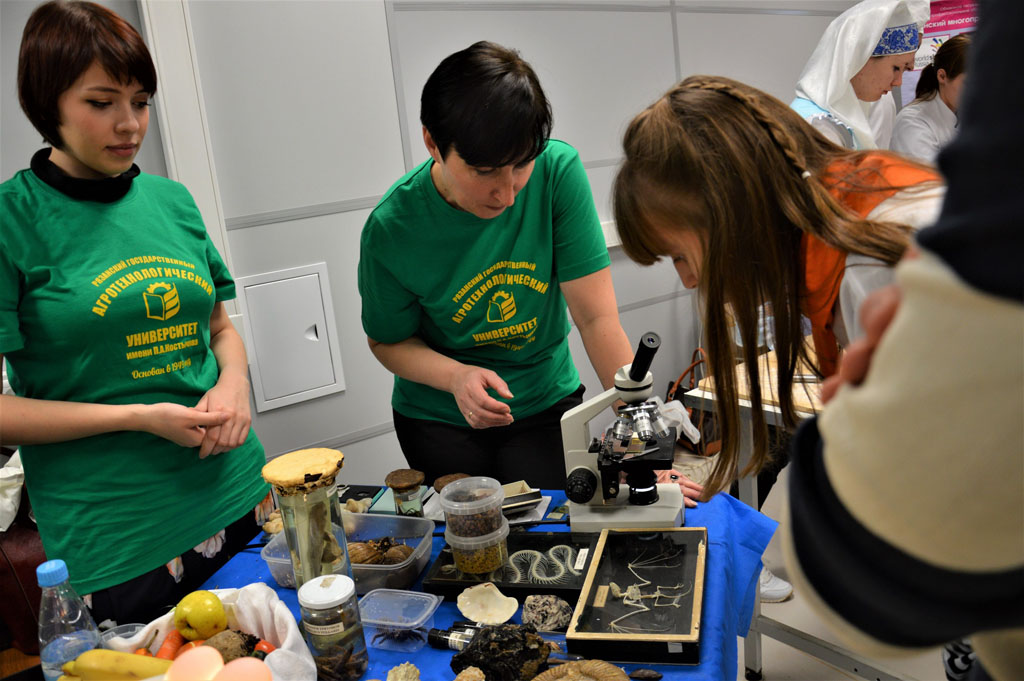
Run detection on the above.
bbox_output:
[568,483,684,532]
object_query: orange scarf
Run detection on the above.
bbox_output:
[801,154,940,377]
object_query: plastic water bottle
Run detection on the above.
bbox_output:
[37,559,100,681]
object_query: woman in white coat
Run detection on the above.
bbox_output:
[792,0,929,150]
[891,34,971,164]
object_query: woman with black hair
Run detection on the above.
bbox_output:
[357,42,673,495]
[891,33,971,163]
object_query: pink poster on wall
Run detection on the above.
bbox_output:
[902,0,978,106]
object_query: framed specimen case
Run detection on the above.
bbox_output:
[566,527,706,664]
[422,531,599,601]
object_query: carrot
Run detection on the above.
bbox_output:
[154,629,186,660]
[135,629,159,656]
[175,640,205,658]
[254,639,276,655]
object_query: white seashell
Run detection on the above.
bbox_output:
[456,582,518,625]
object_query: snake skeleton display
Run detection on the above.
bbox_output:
[491,545,582,584]
[441,545,582,584]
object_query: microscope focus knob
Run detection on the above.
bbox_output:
[565,467,598,504]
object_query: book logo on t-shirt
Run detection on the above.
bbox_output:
[143,282,181,321]
[486,291,517,323]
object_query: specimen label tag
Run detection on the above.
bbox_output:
[593,585,609,608]
[574,548,589,571]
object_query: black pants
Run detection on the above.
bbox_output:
[393,385,585,489]
[87,511,260,626]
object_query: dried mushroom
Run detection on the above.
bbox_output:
[531,660,628,681]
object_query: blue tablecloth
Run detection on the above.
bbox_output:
[202,491,776,680]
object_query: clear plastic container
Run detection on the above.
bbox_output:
[297,574,367,681]
[37,560,100,681]
[263,514,434,594]
[440,476,504,538]
[99,623,145,650]
[358,589,443,652]
[445,516,510,574]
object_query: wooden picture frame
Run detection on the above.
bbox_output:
[566,527,707,664]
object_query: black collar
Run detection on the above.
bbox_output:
[30,148,140,203]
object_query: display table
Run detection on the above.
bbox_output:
[202,490,775,680]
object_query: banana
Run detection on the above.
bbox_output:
[61,649,172,680]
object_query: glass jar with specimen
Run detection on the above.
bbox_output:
[262,448,353,589]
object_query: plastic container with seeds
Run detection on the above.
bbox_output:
[262,448,353,589]
[384,468,425,517]
[440,476,504,538]
[445,516,509,574]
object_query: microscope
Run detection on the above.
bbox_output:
[560,332,684,531]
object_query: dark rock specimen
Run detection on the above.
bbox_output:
[450,623,551,681]
[522,594,574,632]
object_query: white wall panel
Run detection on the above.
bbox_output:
[390,7,678,165]
[187,0,405,219]
[227,208,396,457]
[675,10,838,103]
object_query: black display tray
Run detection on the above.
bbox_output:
[422,530,600,602]
[566,527,707,665]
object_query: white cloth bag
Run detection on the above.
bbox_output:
[106,583,316,681]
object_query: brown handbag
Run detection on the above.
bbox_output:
[666,348,722,457]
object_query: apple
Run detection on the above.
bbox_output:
[174,590,228,641]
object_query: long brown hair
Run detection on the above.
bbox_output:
[614,75,937,498]
[916,34,971,101]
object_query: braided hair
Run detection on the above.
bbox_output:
[613,75,936,497]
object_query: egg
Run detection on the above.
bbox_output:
[212,656,273,681]
[165,645,224,681]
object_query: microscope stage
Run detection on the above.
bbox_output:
[568,483,684,532]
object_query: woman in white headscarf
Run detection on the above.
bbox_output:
[792,0,930,150]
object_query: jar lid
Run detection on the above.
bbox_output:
[439,476,504,514]
[298,574,355,610]
[261,448,344,495]
[384,468,424,492]
[36,559,68,587]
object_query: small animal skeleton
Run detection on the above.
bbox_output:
[606,547,693,634]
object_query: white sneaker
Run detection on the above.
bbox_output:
[759,567,793,603]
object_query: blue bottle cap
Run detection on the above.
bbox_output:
[37,559,69,588]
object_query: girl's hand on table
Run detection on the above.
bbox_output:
[656,469,704,508]
[194,373,252,458]
[450,365,515,429]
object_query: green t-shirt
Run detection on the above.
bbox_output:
[358,140,610,424]
[0,169,268,594]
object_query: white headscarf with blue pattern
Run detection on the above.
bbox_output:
[795,0,929,149]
